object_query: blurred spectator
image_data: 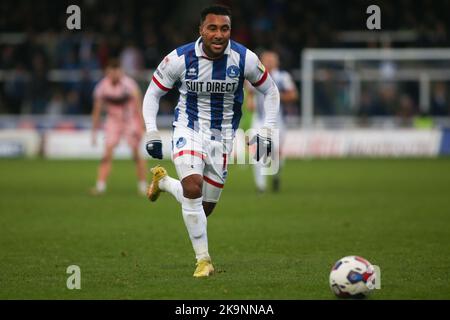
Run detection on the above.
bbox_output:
[65,90,81,115]
[3,63,28,114]
[431,82,449,116]
[78,69,96,114]
[79,31,100,70]
[120,40,144,77]
[397,94,417,126]
[1,0,450,118]
[1,46,16,70]
[46,89,65,116]
[61,49,79,91]
[29,53,49,114]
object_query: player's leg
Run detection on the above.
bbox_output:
[178,165,213,277]
[92,145,115,194]
[201,139,229,216]
[272,121,285,193]
[126,124,148,195]
[147,126,213,277]
[148,160,211,265]
[131,146,148,195]
[150,168,183,203]
[147,127,201,203]
[253,160,267,193]
[91,120,121,195]
[203,202,216,217]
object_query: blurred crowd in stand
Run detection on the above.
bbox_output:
[0,0,449,121]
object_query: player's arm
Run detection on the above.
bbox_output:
[91,97,103,146]
[250,74,280,161]
[244,81,256,112]
[245,52,280,161]
[142,82,169,159]
[280,72,298,104]
[131,85,144,129]
[142,51,181,159]
[280,88,298,104]
[252,76,280,129]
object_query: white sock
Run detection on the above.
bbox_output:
[182,196,210,261]
[159,176,183,203]
[138,180,147,194]
[96,181,106,192]
[253,161,266,192]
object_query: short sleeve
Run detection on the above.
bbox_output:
[244,50,268,87]
[152,50,183,91]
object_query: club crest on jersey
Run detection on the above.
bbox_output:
[176,137,187,148]
[226,65,240,78]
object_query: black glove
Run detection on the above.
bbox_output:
[248,132,272,162]
[145,132,163,159]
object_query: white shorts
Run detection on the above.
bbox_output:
[171,126,233,203]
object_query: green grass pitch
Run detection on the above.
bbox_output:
[0,158,449,299]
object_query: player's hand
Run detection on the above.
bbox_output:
[145,131,163,159]
[248,128,272,162]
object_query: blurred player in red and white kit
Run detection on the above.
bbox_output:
[246,51,298,193]
[90,59,147,195]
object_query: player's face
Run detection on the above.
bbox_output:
[199,14,231,58]
[106,67,122,84]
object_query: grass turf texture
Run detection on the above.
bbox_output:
[0,158,449,299]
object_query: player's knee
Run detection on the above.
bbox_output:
[181,175,203,199]
[182,184,202,199]
[101,152,113,163]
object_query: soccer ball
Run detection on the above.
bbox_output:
[329,256,376,298]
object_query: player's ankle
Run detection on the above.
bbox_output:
[138,180,147,194]
[197,254,211,262]
[96,181,106,192]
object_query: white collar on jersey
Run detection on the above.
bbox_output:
[195,37,231,58]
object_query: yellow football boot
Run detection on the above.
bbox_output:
[146,165,167,202]
[193,258,215,278]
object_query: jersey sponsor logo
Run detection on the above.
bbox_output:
[155,69,164,79]
[187,67,197,77]
[226,65,240,78]
[186,81,238,93]
[176,137,187,148]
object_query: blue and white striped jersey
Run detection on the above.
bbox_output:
[151,37,268,140]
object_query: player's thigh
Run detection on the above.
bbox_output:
[202,141,229,203]
[172,126,206,185]
[202,179,224,203]
[125,119,144,151]
[104,118,123,149]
